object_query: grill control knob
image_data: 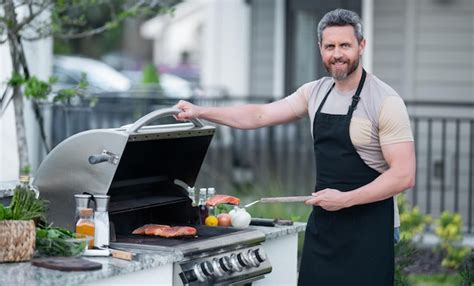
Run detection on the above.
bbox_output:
[230,253,243,272]
[248,248,267,267]
[237,252,250,267]
[192,261,214,282]
[179,269,198,284]
[219,256,233,271]
[200,261,214,276]
[212,256,232,277]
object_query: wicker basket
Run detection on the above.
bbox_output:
[0,220,36,262]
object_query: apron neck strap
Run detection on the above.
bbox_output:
[316,82,335,114]
[347,68,367,116]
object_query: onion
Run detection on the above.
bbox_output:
[217,213,232,227]
[230,207,251,228]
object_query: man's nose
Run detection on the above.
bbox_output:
[333,46,342,58]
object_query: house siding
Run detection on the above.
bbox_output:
[373,0,474,103]
[249,0,276,97]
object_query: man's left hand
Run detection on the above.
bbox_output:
[304,188,351,211]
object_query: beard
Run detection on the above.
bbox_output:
[324,56,359,81]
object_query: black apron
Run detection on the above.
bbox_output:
[298,69,394,286]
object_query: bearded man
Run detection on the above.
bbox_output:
[175,9,415,286]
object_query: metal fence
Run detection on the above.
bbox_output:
[40,96,474,233]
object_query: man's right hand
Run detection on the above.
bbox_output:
[175,100,202,121]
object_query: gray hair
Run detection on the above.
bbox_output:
[317,9,363,43]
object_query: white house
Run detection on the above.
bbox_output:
[0,8,52,181]
[141,0,473,103]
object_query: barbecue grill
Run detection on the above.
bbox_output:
[34,108,272,285]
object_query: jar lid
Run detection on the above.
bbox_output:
[79,208,94,217]
[19,175,29,184]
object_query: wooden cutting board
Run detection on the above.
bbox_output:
[32,257,102,271]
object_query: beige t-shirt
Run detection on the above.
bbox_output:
[284,73,414,227]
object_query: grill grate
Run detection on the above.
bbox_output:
[114,226,242,248]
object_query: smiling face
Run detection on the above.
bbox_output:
[319,25,365,81]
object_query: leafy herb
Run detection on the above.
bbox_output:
[0,204,5,220]
[216,204,232,214]
[36,225,87,257]
[7,186,48,221]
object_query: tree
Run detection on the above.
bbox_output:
[0,0,178,172]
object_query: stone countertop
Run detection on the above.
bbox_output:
[0,248,182,286]
[250,222,307,240]
[0,222,305,286]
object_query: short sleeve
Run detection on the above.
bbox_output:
[284,82,313,118]
[379,96,414,145]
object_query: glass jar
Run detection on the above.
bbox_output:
[93,195,110,248]
[75,208,95,248]
[198,188,208,224]
[207,187,216,216]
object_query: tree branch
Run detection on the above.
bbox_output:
[54,24,111,39]
[15,1,53,33]
[32,100,51,153]
[0,86,13,117]
[21,29,52,41]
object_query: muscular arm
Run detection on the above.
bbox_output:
[345,141,416,205]
[175,99,300,129]
[306,141,416,210]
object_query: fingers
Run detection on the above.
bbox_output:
[304,189,328,205]
[175,100,188,109]
[305,195,321,205]
[304,198,318,205]
[174,100,193,121]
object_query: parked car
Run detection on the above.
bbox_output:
[53,55,196,99]
[121,69,195,99]
[52,55,132,94]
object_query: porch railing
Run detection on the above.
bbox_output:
[40,96,474,233]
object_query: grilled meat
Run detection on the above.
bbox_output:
[206,194,241,206]
[132,224,197,238]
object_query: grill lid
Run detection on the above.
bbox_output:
[34,108,215,229]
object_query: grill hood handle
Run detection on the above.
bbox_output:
[126,107,204,133]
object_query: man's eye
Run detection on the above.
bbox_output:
[341,43,350,48]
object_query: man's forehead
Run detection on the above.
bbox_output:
[321,25,357,42]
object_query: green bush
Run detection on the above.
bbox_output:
[458,251,474,286]
[395,239,418,286]
[435,211,471,270]
[398,193,432,241]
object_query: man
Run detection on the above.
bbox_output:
[176,9,415,286]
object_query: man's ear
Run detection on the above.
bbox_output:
[359,38,366,56]
[318,41,323,55]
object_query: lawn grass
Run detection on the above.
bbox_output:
[409,274,462,286]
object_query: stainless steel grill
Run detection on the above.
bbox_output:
[34,107,272,285]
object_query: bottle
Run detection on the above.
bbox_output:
[198,188,208,224]
[93,195,110,248]
[74,194,91,224]
[18,175,39,198]
[207,187,216,216]
[187,187,196,207]
[76,207,95,248]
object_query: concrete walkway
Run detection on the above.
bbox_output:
[418,232,474,248]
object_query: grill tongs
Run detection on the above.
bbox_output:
[244,196,313,208]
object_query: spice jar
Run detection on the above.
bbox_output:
[93,195,110,248]
[75,208,95,248]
